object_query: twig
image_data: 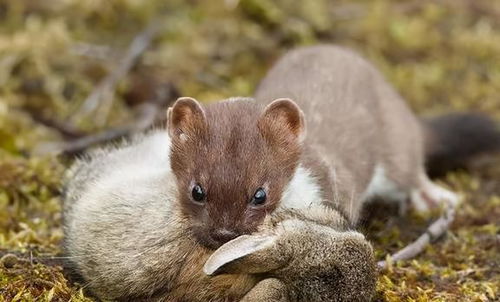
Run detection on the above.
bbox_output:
[33,78,178,155]
[26,111,87,139]
[34,103,162,155]
[0,250,66,268]
[71,42,114,61]
[75,18,162,124]
[224,0,240,10]
[377,203,457,269]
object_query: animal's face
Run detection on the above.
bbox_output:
[168,97,305,248]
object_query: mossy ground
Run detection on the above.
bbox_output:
[0,0,498,301]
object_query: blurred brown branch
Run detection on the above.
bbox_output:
[34,80,178,155]
[73,18,162,125]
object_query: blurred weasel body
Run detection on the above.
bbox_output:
[255,45,461,217]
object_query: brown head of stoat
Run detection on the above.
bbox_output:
[167,97,305,249]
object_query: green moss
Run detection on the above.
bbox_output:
[0,260,92,302]
[0,0,499,300]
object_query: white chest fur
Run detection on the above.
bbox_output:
[279,165,323,210]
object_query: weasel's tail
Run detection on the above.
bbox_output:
[424,113,500,177]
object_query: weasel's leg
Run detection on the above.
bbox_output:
[410,173,460,212]
[241,278,288,302]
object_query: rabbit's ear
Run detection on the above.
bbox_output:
[204,234,282,276]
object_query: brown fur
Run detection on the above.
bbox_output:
[167,97,304,248]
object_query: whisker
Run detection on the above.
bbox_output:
[349,187,355,227]
[331,167,339,205]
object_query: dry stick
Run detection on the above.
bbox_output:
[75,19,161,124]
[0,250,66,268]
[27,111,87,139]
[34,80,178,155]
[377,203,457,269]
[34,103,161,155]
[71,42,114,61]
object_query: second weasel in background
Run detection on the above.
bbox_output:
[255,45,499,220]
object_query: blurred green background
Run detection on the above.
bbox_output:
[0,0,499,301]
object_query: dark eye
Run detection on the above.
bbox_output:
[250,188,267,206]
[191,184,206,202]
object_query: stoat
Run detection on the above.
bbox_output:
[255,45,498,220]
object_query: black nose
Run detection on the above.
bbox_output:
[210,229,239,245]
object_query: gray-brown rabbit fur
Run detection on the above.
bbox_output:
[205,206,376,302]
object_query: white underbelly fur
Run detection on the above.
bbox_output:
[360,164,408,203]
[280,163,409,211]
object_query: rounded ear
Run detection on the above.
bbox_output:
[203,234,284,276]
[259,98,306,143]
[167,97,206,140]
